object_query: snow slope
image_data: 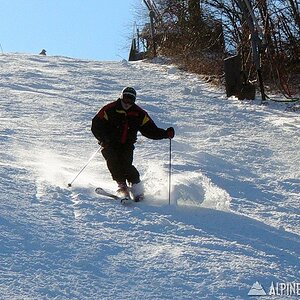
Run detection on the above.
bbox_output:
[0,53,299,299]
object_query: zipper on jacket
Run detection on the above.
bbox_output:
[121,120,128,144]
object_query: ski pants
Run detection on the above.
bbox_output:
[101,144,140,184]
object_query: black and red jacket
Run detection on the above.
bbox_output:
[91,99,168,147]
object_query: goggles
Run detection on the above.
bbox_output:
[122,94,136,105]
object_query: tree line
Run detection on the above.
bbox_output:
[138,0,299,97]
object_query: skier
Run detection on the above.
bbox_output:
[91,87,175,201]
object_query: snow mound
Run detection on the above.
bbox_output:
[172,172,231,210]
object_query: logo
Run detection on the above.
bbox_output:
[248,281,300,297]
[248,281,267,296]
[269,281,300,297]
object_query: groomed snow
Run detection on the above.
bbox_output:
[0,53,299,299]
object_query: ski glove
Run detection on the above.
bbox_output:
[166,127,175,139]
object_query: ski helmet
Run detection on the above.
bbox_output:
[121,87,136,102]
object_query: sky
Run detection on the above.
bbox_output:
[0,0,143,61]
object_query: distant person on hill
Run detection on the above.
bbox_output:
[91,87,175,202]
[39,49,46,55]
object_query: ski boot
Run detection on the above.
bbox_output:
[130,182,145,202]
[116,182,130,204]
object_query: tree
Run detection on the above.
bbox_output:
[138,0,299,94]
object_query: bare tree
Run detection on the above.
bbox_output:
[137,0,299,94]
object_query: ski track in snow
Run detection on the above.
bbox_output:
[0,53,299,299]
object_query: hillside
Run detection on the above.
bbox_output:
[0,53,299,299]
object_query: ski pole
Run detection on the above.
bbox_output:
[68,146,101,187]
[168,138,172,205]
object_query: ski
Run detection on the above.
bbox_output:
[94,187,131,204]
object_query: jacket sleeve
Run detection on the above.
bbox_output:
[91,109,110,143]
[139,113,168,140]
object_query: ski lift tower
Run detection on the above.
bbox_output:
[142,0,163,57]
[234,0,266,102]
